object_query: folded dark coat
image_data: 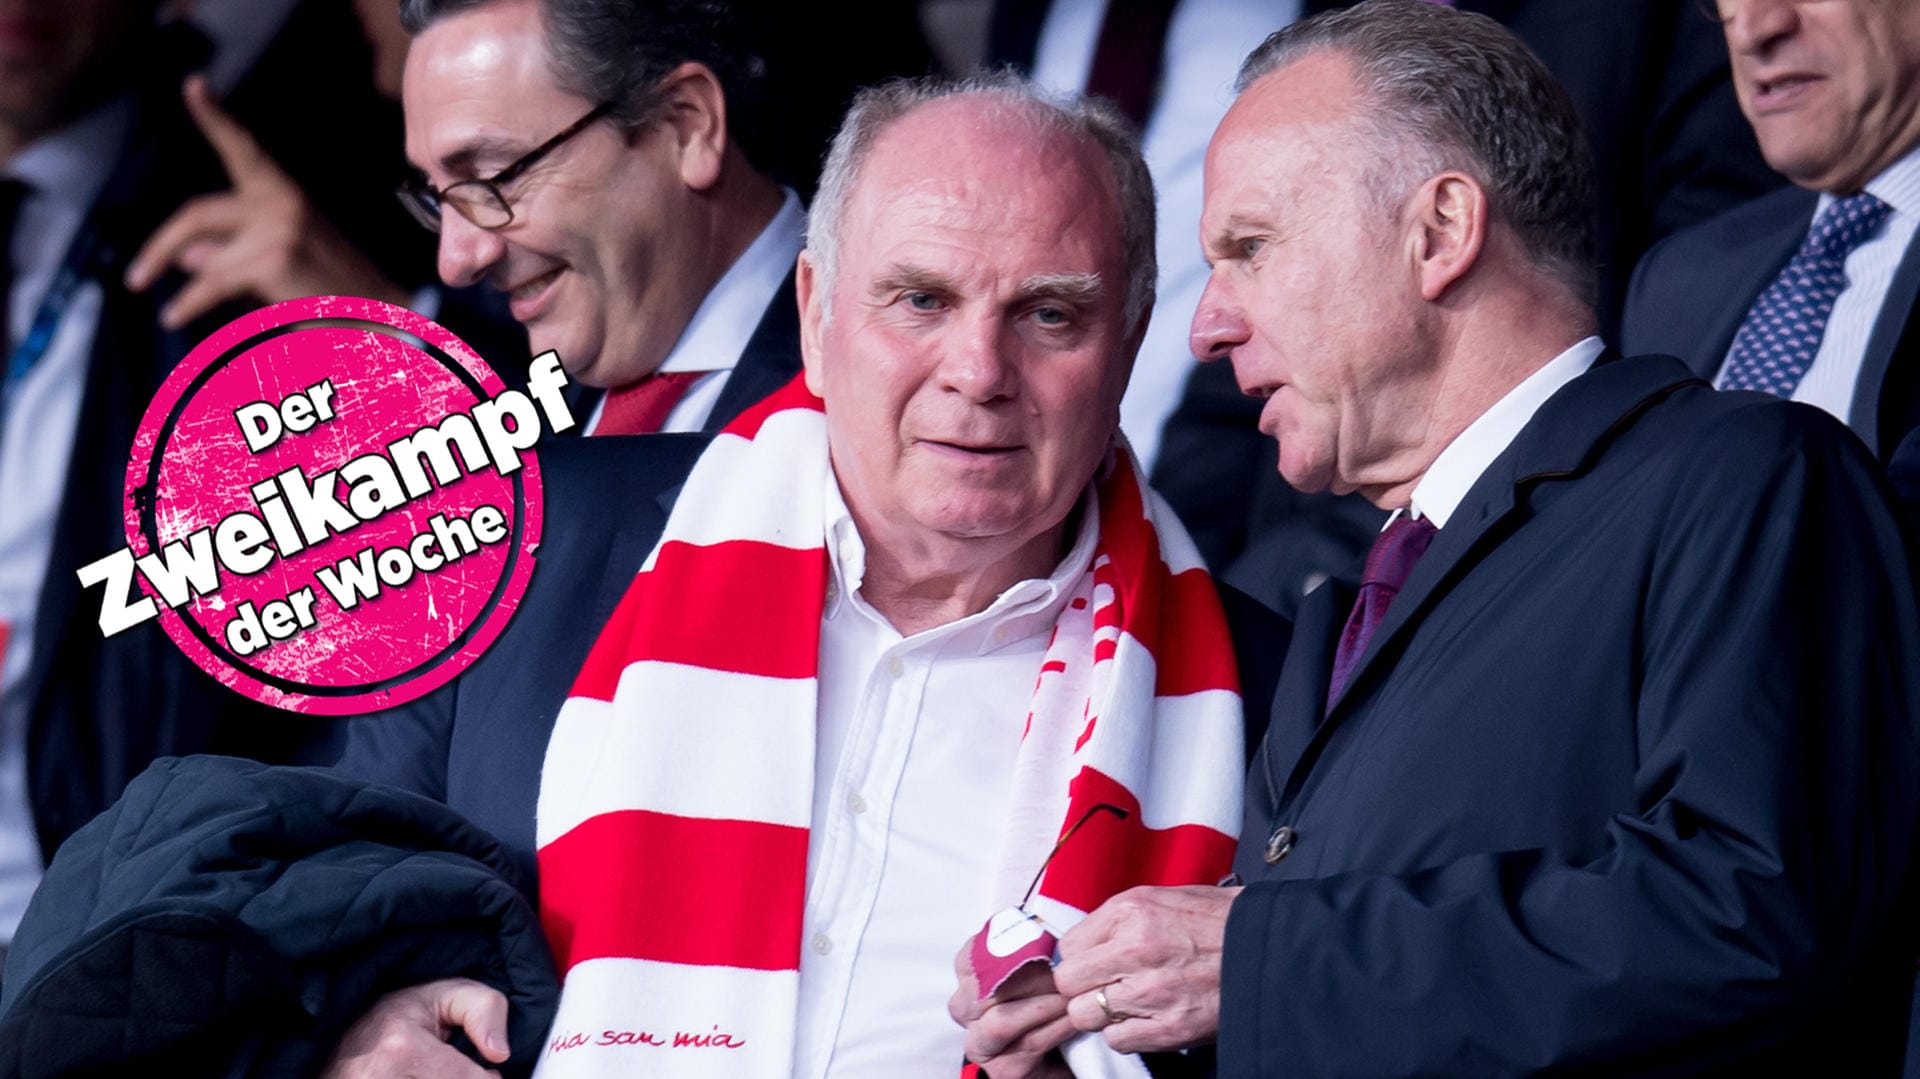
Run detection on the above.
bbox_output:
[0,755,558,1079]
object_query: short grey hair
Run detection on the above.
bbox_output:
[1239,0,1598,306]
[806,70,1157,327]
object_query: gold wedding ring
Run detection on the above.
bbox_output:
[1095,986,1123,1025]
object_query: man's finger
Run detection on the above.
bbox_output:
[977,1014,1079,1075]
[126,194,241,291]
[967,994,1071,1063]
[1054,886,1200,997]
[174,238,222,274]
[321,978,508,1079]
[182,74,274,182]
[1064,983,1120,1033]
[950,980,985,1027]
[951,937,983,1024]
[1051,932,1132,998]
[435,979,512,1063]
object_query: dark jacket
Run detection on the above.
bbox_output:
[0,755,558,1079]
[1624,182,1920,539]
[1223,356,1920,1076]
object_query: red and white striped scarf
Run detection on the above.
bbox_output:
[533,378,1244,1078]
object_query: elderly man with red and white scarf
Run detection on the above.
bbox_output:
[323,71,1285,1079]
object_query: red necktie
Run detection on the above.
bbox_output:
[593,370,706,436]
[1326,514,1439,712]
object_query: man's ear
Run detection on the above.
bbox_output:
[650,61,729,192]
[796,250,827,396]
[1409,171,1487,302]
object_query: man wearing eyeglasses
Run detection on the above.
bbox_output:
[1623,0,1920,537]
[395,0,802,436]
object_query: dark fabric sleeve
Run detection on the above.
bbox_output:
[1217,404,1920,1077]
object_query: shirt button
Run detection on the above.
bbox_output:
[886,657,904,678]
[1263,824,1297,865]
[812,932,833,955]
[846,790,867,815]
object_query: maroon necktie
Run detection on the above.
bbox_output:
[593,370,706,436]
[1083,0,1179,129]
[1326,514,1439,712]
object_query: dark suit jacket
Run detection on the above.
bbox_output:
[1221,355,1920,1076]
[1147,0,1784,617]
[697,268,805,433]
[1623,184,1920,522]
[329,434,1289,889]
[326,435,711,885]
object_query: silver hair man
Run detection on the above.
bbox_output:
[1239,1,1599,306]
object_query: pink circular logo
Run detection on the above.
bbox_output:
[119,297,551,714]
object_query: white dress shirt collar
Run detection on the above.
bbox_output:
[1407,336,1605,528]
[820,463,1100,652]
[655,187,805,376]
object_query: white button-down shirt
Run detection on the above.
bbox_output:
[793,473,1099,1079]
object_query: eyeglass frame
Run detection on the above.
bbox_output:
[397,100,618,233]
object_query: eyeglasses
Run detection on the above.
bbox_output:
[397,101,616,233]
[990,803,1129,943]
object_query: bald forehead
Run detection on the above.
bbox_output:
[1206,50,1379,209]
[848,95,1117,225]
[402,0,572,174]
[1226,49,1369,142]
[405,0,552,87]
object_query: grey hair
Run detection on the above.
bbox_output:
[806,70,1158,327]
[1238,0,1598,306]
[397,0,762,133]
